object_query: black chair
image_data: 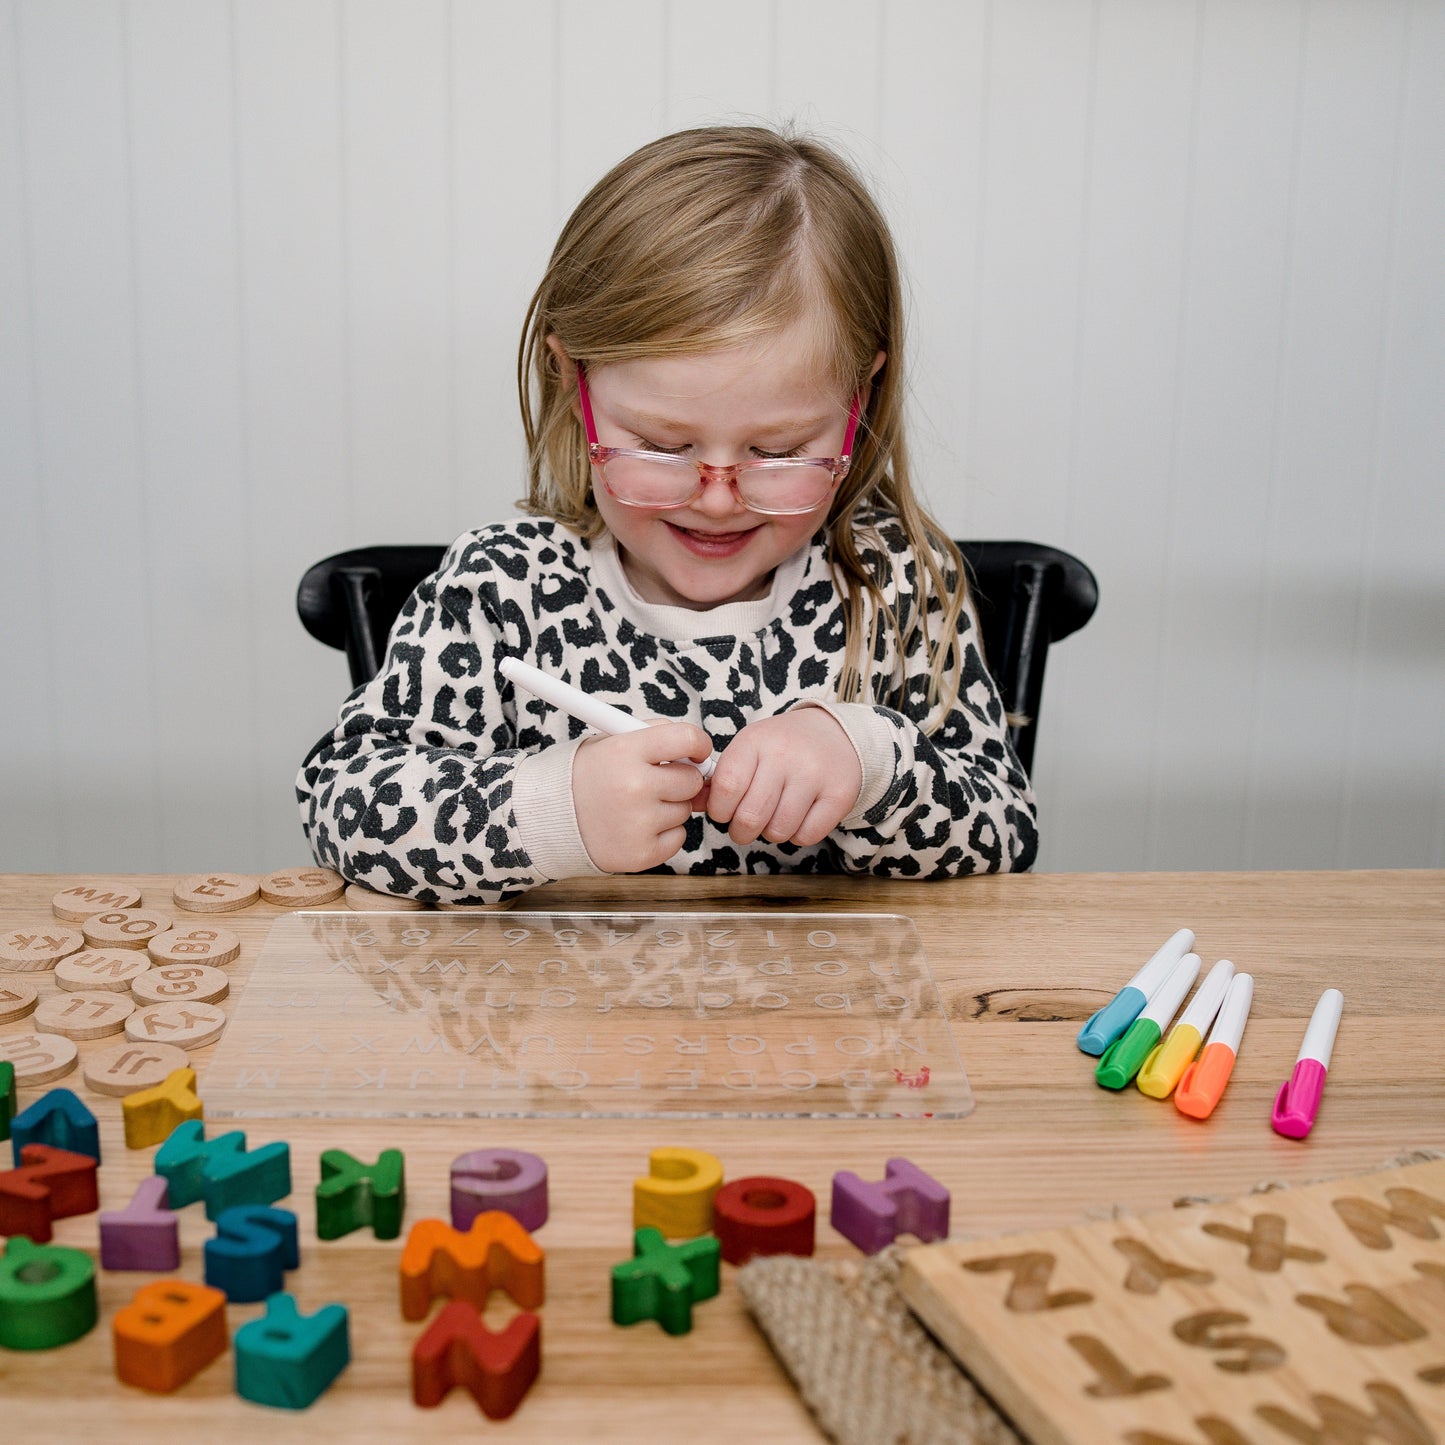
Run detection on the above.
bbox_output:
[298,539,1096,772]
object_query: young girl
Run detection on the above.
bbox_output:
[297,125,1037,904]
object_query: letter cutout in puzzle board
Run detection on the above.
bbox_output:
[898,1158,1445,1445]
[203,912,970,1120]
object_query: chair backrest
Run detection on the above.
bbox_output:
[298,538,1097,772]
[953,541,1098,771]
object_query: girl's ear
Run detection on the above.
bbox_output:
[868,349,887,382]
[546,334,582,421]
[545,333,573,371]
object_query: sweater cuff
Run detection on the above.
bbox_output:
[511,739,606,882]
[793,700,912,827]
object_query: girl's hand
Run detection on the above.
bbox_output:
[706,709,862,848]
[573,724,713,874]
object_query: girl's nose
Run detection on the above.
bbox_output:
[692,467,748,517]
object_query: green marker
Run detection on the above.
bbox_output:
[1095,952,1201,1090]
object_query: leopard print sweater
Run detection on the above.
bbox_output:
[296,517,1038,904]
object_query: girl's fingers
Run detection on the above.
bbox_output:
[727,772,785,847]
[793,798,843,848]
[760,784,813,845]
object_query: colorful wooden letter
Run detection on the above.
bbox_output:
[0,1062,14,1143]
[154,1119,291,1219]
[121,1067,203,1150]
[0,1144,100,1242]
[713,1176,816,1264]
[9,1087,100,1165]
[0,1235,97,1349]
[612,1227,721,1336]
[234,1293,349,1409]
[450,1147,548,1232]
[316,1147,404,1240]
[399,1212,545,1321]
[100,1175,180,1271]
[412,1300,541,1419]
[633,1146,724,1238]
[203,1204,299,1302]
[113,1280,227,1391]
[830,1157,950,1255]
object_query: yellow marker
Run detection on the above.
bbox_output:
[633,1147,723,1238]
[1136,960,1235,1100]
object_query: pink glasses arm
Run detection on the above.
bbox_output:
[575,362,600,446]
[840,393,861,461]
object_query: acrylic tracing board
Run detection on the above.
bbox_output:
[202,911,972,1120]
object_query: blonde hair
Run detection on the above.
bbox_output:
[517,124,968,725]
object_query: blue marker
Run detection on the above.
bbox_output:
[1077,928,1195,1056]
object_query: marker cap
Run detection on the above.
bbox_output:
[1174,1040,1239,1120]
[1136,1024,1203,1099]
[1271,1058,1327,1139]
[1095,1017,1162,1090]
[1077,986,1147,1057]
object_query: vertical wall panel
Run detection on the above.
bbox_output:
[773,0,882,142]
[878,1,990,539]
[0,2,61,866]
[1051,0,1202,871]
[233,0,354,866]
[340,0,454,543]
[1337,0,1445,867]
[125,0,260,869]
[555,0,667,213]
[450,2,559,542]
[1245,1,1409,867]
[665,0,774,131]
[1145,0,1304,871]
[9,0,162,868]
[966,1,1095,543]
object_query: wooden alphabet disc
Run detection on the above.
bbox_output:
[345,882,424,912]
[51,880,144,921]
[0,978,40,1024]
[147,925,241,967]
[260,866,346,907]
[172,873,260,913]
[0,926,85,972]
[125,1000,227,1050]
[82,1039,190,1096]
[81,909,171,951]
[131,963,229,1006]
[55,948,154,993]
[0,1031,79,1084]
[35,988,135,1040]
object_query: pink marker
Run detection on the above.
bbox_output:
[1271,988,1343,1140]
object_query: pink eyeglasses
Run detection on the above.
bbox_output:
[576,363,860,516]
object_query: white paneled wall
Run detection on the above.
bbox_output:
[2,0,1442,875]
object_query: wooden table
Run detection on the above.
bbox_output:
[2,870,1442,1441]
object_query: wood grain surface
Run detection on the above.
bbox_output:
[1,869,1441,1442]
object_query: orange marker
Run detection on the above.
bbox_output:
[1174,972,1253,1120]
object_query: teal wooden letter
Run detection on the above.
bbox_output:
[234,1292,349,1409]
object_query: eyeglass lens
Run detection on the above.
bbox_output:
[601,454,834,512]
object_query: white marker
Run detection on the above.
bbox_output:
[500,656,717,780]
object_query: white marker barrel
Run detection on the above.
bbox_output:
[1297,988,1344,1067]
[1204,972,1254,1053]
[1126,928,1196,997]
[1175,958,1235,1037]
[1138,953,1201,1030]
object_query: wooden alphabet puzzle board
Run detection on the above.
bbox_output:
[203,911,971,1120]
[899,1158,1445,1445]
